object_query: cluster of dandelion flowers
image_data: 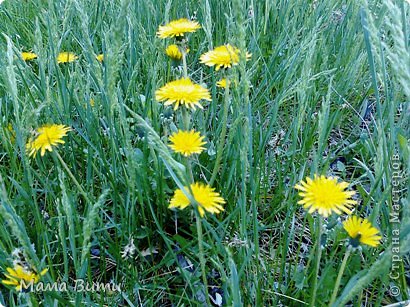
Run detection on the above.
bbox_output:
[165,44,188,61]
[57,52,78,64]
[200,44,252,71]
[26,124,71,157]
[169,182,225,217]
[157,18,201,39]
[343,216,382,247]
[1,265,48,291]
[155,78,211,110]
[295,175,357,217]
[169,130,206,156]
[21,52,37,61]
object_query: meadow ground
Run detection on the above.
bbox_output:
[0,0,409,306]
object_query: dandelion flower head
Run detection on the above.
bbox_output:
[343,216,382,247]
[165,44,189,60]
[200,44,251,71]
[295,175,357,217]
[1,264,48,291]
[57,52,78,64]
[155,78,211,110]
[96,54,104,62]
[169,130,206,156]
[169,182,225,217]
[157,18,201,39]
[26,124,71,157]
[21,52,37,61]
[216,78,227,88]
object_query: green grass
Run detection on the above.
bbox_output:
[0,0,409,306]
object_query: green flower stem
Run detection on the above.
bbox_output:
[181,108,190,130]
[181,45,207,304]
[181,49,190,130]
[196,213,211,306]
[55,151,91,204]
[180,48,194,183]
[209,77,229,186]
[329,247,351,306]
[310,217,323,307]
[181,46,188,79]
[185,156,194,183]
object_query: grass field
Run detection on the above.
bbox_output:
[0,0,409,306]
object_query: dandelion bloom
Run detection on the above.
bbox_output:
[26,124,71,157]
[216,78,227,89]
[155,78,211,110]
[343,216,382,247]
[57,52,78,64]
[21,52,37,61]
[157,18,201,39]
[295,175,357,217]
[169,182,225,217]
[96,54,104,62]
[169,130,206,156]
[1,265,48,291]
[6,123,16,143]
[165,44,184,60]
[200,44,251,71]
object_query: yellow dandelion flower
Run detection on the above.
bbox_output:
[169,182,225,217]
[155,78,211,110]
[157,18,201,39]
[169,130,206,156]
[165,44,190,60]
[26,124,71,157]
[200,44,251,71]
[57,52,78,64]
[21,52,37,61]
[1,265,48,291]
[295,175,357,217]
[6,123,16,143]
[216,78,227,88]
[343,216,382,247]
[96,54,104,62]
